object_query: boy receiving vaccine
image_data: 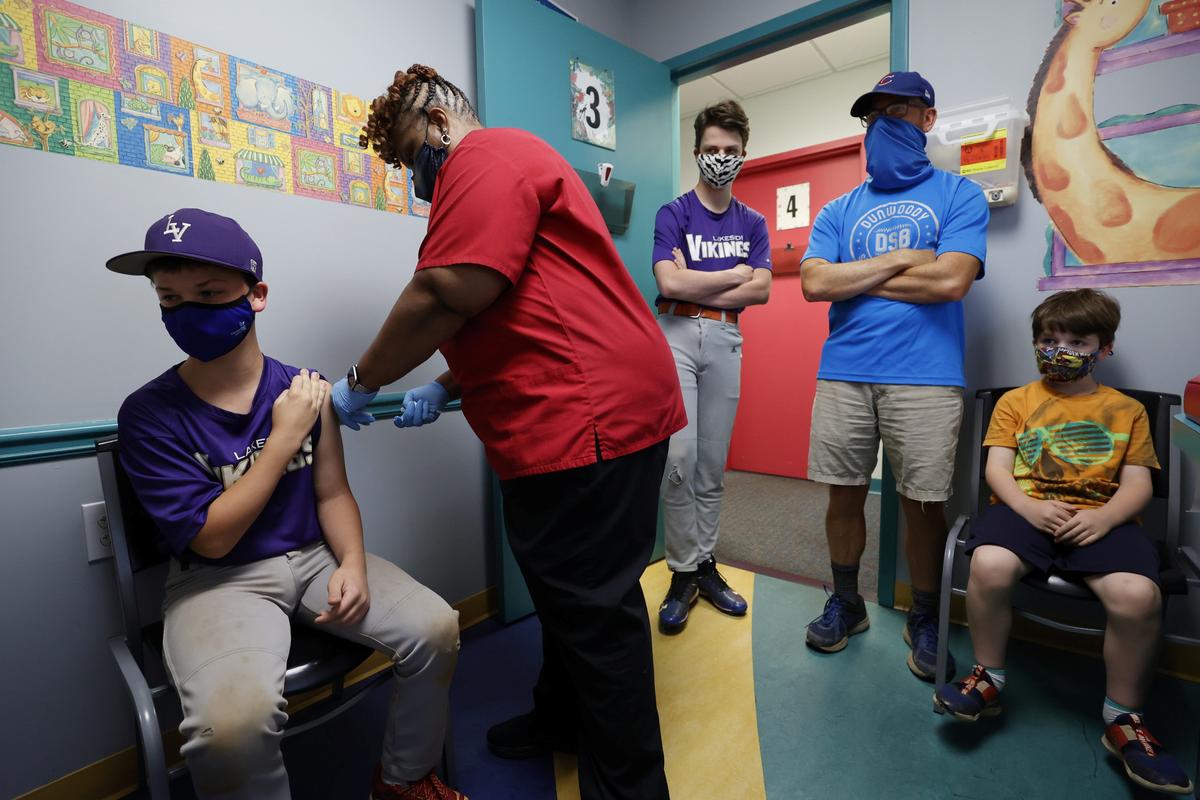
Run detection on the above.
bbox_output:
[934,288,1191,796]
[110,208,465,800]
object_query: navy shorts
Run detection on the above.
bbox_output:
[965,503,1160,585]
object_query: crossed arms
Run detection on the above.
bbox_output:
[800,248,981,305]
[653,247,772,310]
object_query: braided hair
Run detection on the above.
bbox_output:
[359,64,477,168]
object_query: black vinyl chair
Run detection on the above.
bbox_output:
[96,435,449,798]
[932,388,1199,794]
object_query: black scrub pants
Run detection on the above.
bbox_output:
[499,439,671,800]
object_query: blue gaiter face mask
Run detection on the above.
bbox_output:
[865,116,934,190]
[161,295,255,362]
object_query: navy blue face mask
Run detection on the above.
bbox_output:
[865,116,934,190]
[411,119,449,202]
[161,294,255,362]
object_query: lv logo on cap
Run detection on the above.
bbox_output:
[163,214,191,242]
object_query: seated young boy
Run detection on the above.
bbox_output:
[108,208,466,800]
[933,288,1192,796]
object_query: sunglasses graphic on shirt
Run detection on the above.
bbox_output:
[1016,421,1129,467]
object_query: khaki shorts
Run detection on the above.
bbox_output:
[808,380,964,502]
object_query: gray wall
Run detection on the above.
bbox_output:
[0,1,658,795]
[906,0,1200,636]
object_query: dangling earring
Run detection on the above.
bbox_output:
[439,129,451,147]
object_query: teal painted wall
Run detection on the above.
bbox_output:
[476,0,678,306]
[477,0,679,621]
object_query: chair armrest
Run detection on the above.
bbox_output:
[946,514,969,555]
[940,514,970,601]
[1179,545,1200,587]
[109,637,171,800]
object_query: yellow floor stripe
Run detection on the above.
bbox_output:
[555,562,767,799]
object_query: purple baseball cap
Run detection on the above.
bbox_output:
[849,71,936,118]
[106,208,263,280]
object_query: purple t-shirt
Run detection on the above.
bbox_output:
[652,190,772,312]
[117,356,323,566]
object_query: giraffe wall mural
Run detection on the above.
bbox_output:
[1024,0,1200,289]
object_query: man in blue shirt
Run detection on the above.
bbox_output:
[800,72,989,682]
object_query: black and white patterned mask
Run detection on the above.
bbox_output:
[696,153,744,188]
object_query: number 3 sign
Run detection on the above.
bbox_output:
[570,57,616,150]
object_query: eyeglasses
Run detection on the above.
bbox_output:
[859,100,923,128]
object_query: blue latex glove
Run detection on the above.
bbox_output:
[331,377,376,430]
[394,381,450,428]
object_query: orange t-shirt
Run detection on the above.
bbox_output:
[983,381,1159,508]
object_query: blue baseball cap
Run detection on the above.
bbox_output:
[106,208,263,280]
[849,71,936,118]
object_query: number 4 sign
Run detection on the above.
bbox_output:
[776,182,810,231]
[570,57,616,150]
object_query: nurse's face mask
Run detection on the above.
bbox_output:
[410,115,450,203]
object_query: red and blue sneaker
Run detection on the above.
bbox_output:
[932,665,1003,721]
[1102,713,1193,795]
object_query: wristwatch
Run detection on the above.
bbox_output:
[346,364,378,394]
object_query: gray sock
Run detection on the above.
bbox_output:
[831,561,860,602]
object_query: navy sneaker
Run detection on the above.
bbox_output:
[805,590,869,652]
[658,570,699,634]
[904,611,955,682]
[695,556,747,616]
[933,665,1003,721]
[1103,713,1194,795]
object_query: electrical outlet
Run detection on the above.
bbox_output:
[82,501,112,562]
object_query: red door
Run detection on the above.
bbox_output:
[727,135,866,479]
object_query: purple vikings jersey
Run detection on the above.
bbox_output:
[117,357,323,566]
[652,190,772,313]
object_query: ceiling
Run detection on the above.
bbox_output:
[678,12,891,116]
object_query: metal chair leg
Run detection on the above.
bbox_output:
[934,515,967,704]
[109,637,171,800]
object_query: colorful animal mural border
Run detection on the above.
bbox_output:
[1026,0,1200,289]
[0,0,429,218]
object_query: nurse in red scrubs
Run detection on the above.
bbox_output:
[332,65,685,800]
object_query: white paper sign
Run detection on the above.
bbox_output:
[570,58,616,151]
[776,182,810,231]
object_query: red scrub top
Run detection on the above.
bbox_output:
[416,127,686,479]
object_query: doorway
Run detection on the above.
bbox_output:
[674,12,890,598]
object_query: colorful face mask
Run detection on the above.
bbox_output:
[696,153,745,188]
[161,295,255,362]
[1035,345,1100,382]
